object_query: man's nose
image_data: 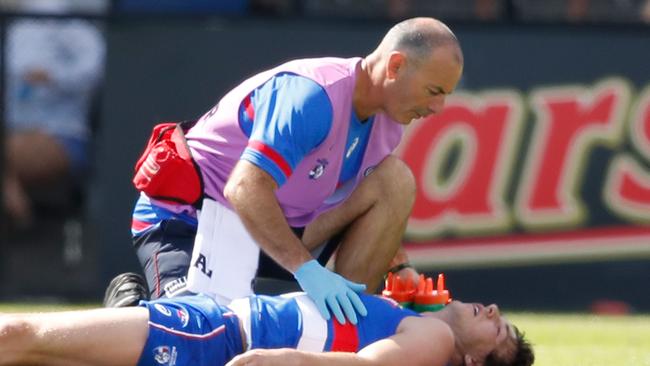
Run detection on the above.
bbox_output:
[428,95,446,115]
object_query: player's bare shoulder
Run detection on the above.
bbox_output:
[397,315,455,366]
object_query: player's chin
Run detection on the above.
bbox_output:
[446,300,466,310]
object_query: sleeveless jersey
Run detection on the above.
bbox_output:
[138,293,418,366]
[228,292,419,352]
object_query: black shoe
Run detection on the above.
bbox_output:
[103,272,149,307]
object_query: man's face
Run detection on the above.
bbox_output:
[384,45,463,124]
[446,300,517,365]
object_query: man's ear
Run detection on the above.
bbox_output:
[464,354,484,366]
[386,52,406,80]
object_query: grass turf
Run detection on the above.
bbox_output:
[1,304,649,365]
[509,313,650,366]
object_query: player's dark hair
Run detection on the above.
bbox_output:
[484,326,535,366]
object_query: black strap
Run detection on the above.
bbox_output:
[387,262,413,274]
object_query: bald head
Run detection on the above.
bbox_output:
[357,17,464,123]
[378,17,463,66]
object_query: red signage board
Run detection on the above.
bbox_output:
[398,78,650,268]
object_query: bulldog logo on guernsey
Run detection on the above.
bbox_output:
[309,159,329,180]
[153,345,178,365]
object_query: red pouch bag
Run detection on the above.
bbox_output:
[133,121,202,206]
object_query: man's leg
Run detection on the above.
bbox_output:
[303,156,416,292]
[0,307,148,366]
[135,219,197,299]
[104,219,196,307]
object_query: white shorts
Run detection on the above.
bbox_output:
[186,198,261,304]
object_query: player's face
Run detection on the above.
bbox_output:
[446,301,517,364]
[384,46,462,124]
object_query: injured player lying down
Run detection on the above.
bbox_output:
[0,292,533,366]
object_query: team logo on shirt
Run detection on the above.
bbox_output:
[154,304,172,317]
[364,165,376,177]
[309,159,329,180]
[153,345,177,365]
[177,308,190,327]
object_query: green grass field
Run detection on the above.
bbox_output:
[1,304,649,365]
[510,313,650,366]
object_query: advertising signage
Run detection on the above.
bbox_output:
[400,77,650,269]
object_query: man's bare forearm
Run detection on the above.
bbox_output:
[297,351,383,366]
[224,161,312,273]
[226,348,378,366]
[292,350,377,366]
[226,320,449,366]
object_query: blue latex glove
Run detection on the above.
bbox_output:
[294,259,368,325]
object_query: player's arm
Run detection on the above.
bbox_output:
[225,160,312,272]
[224,74,367,324]
[225,316,454,366]
[0,307,149,366]
[224,73,332,273]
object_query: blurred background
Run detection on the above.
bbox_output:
[0,0,649,315]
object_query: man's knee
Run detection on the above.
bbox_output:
[372,156,416,212]
[0,316,35,364]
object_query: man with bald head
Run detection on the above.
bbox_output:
[107,17,464,326]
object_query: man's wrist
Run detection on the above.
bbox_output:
[289,251,316,274]
[294,259,320,277]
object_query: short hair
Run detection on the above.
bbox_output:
[382,18,463,66]
[484,326,535,366]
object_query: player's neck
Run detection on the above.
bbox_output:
[421,306,452,323]
[425,309,469,366]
